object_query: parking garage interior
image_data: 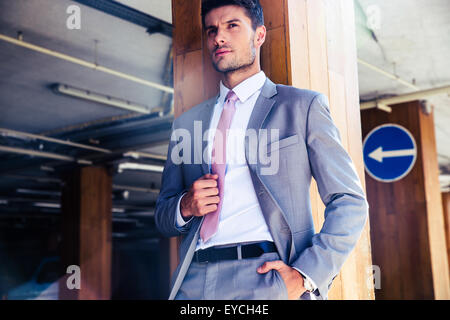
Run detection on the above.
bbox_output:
[0,0,449,300]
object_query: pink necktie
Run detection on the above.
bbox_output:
[200,90,238,242]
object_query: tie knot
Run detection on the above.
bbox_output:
[225,91,239,103]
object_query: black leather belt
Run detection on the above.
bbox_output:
[194,241,277,263]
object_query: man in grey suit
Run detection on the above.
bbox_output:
[155,0,369,300]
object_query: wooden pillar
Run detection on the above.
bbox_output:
[441,192,450,276]
[172,0,374,299]
[158,237,180,299]
[60,166,112,300]
[270,0,374,300]
[361,101,450,299]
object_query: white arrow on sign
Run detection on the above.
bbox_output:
[368,146,416,163]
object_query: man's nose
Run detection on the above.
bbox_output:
[214,28,226,46]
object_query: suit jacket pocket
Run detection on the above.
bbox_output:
[266,134,299,154]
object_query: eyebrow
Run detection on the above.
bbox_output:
[205,19,242,31]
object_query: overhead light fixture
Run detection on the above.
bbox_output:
[17,189,61,197]
[118,162,164,173]
[124,151,167,161]
[33,202,127,214]
[33,202,61,209]
[113,190,130,201]
[113,184,159,194]
[112,233,127,238]
[54,83,151,114]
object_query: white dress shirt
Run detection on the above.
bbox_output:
[177,71,273,250]
[175,71,317,295]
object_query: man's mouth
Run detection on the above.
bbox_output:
[215,50,231,57]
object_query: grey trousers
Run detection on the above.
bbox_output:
[174,251,289,300]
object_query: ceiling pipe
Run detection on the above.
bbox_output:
[0,33,174,94]
[0,145,92,165]
[0,127,111,154]
[357,58,420,91]
[0,175,159,194]
[73,0,173,38]
[360,85,450,111]
[0,196,148,213]
[0,116,173,175]
[39,113,143,137]
[1,174,61,184]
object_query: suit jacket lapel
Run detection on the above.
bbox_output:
[244,79,293,262]
[198,78,278,175]
[245,78,278,171]
[197,95,218,176]
[170,97,217,299]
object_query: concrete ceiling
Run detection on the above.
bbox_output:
[0,0,174,231]
[0,0,172,134]
[115,0,172,24]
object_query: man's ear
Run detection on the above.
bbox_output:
[255,25,266,47]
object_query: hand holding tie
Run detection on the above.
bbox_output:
[180,174,220,220]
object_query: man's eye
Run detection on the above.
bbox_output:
[229,24,237,28]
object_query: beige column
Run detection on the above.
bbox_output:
[442,192,450,276]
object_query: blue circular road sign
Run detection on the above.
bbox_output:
[363,124,417,183]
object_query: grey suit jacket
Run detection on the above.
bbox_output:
[155,78,369,300]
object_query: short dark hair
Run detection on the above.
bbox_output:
[201,0,264,31]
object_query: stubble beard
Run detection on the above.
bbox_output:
[212,41,257,75]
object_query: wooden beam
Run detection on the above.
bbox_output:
[442,192,450,276]
[361,101,450,299]
[60,166,112,300]
[158,237,180,299]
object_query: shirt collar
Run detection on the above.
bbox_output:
[218,71,266,104]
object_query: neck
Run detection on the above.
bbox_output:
[222,63,261,89]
